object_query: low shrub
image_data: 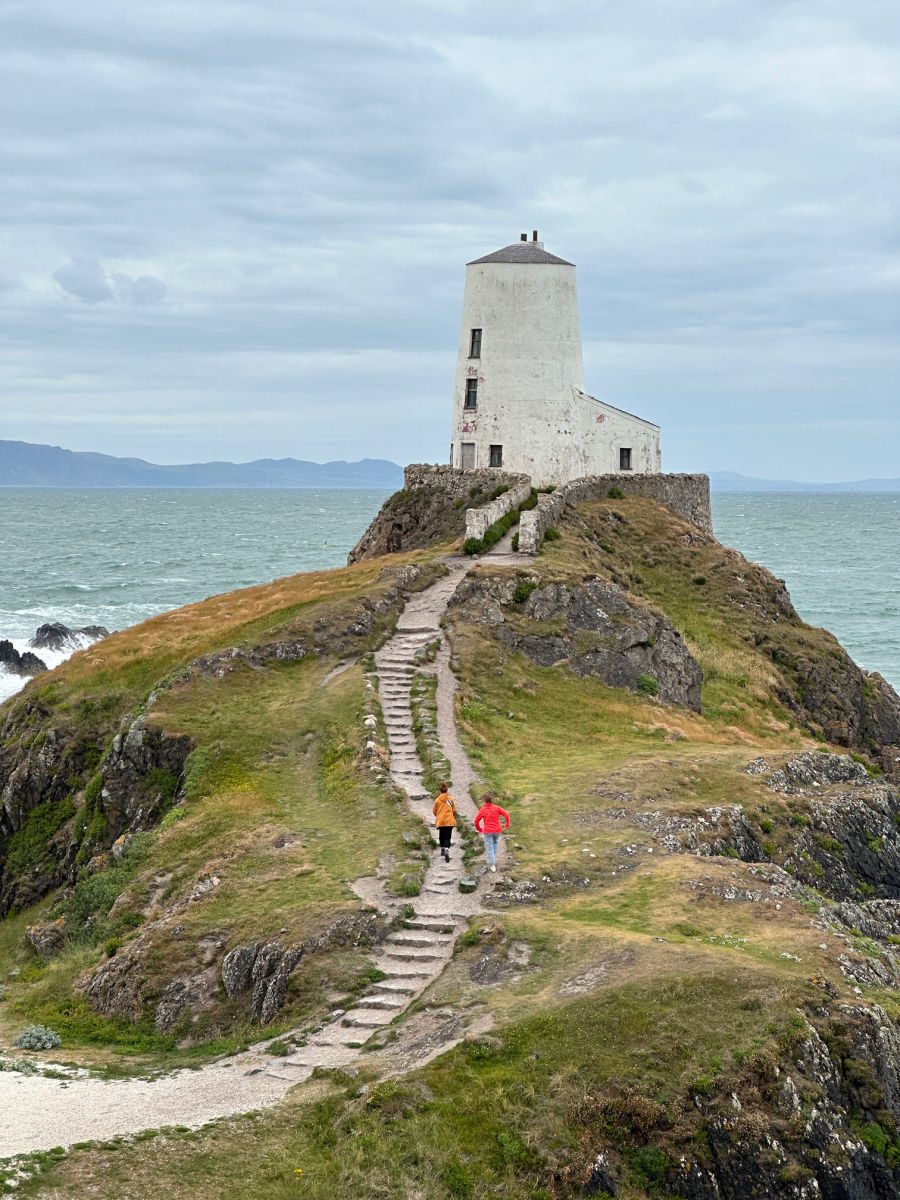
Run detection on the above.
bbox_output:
[636,673,659,697]
[513,580,538,605]
[463,537,483,556]
[511,532,519,551]
[15,1024,62,1051]
[607,486,625,499]
[542,527,561,542]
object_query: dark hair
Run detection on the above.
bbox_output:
[439,782,448,793]
[482,793,494,804]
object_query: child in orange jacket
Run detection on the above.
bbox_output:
[474,793,510,872]
[432,783,458,862]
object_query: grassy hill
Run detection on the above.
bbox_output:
[3,494,900,1197]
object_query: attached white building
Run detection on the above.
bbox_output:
[449,232,660,486]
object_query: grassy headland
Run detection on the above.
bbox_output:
[4,494,900,1196]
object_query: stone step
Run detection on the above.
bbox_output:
[280,1045,358,1068]
[387,931,452,948]
[376,964,435,980]
[380,947,446,963]
[369,978,422,994]
[357,994,406,1010]
[306,1025,370,1047]
[342,1009,395,1028]
[406,917,460,933]
[414,908,472,920]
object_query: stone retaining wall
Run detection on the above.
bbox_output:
[403,464,527,498]
[465,479,533,543]
[519,472,711,554]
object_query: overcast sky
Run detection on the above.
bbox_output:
[2,0,898,480]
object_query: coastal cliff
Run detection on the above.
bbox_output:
[3,491,900,1197]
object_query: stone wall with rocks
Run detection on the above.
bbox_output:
[348,464,528,562]
[464,478,532,542]
[519,472,712,552]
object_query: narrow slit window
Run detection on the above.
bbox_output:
[469,328,482,358]
[489,444,503,468]
[464,378,478,409]
[619,447,632,471]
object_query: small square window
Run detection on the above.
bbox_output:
[464,378,478,409]
[489,444,503,468]
[469,328,482,358]
[619,447,632,471]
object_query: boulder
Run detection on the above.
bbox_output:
[25,916,67,957]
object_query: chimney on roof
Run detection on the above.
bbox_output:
[520,233,527,242]
[532,230,538,241]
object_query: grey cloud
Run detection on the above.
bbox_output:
[2,1,899,478]
[53,257,166,306]
[52,256,114,304]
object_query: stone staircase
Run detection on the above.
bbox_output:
[254,561,481,1078]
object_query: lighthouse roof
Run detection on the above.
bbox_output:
[468,241,574,267]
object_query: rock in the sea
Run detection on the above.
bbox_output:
[0,640,47,677]
[29,622,109,652]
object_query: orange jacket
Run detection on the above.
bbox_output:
[433,793,457,827]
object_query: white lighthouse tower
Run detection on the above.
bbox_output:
[449,232,660,486]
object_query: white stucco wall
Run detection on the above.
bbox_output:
[449,248,660,486]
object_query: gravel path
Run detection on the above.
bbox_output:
[1,552,517,1158]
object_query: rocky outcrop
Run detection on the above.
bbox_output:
[221,942,304,1024]
[0,641,46,677]
[0,711,191,916]
[671,1007,900,1199]
[76,906,393,1032]
[220,908,393,1023]
[348,465,526,562]
[449,573,703,709]
[761,636,900,773]
[571,1005,900,1199]
[754,753,900,902]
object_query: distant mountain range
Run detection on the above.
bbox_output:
[2,441,896,493]
[709,471,900,493]
[0,440,403,489]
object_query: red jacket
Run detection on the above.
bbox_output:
[474,802,510,834]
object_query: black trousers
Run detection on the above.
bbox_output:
[438,826,453,849]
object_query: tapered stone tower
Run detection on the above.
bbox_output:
[449,232,660,486]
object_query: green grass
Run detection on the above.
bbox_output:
[1,608,436,1058]
[14,971,804,1199]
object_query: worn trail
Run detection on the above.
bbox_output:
[0,555,510,1158]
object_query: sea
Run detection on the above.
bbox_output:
[0,488,897,704]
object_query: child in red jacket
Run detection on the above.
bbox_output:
[474,794,510,872]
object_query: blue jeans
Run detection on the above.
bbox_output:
[483,833,501,865]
